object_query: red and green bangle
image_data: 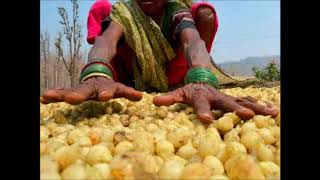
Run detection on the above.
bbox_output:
[184,66,219,88]
[80,58,117,82]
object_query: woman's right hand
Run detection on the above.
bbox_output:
[41,21,131,105]
[40,76,143,105]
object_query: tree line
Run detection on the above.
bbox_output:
[40,0,87,94]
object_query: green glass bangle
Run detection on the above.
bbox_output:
[184,67,219,88]
[80,63,113,81]
[185,67,219,88]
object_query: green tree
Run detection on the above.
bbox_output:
[252,60,280,81]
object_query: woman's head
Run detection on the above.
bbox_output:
[135,0,169,16]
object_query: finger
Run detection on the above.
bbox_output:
[97,82,117,102]
[41,88,73,103]
[114,84,143,101]
[239,96,275,108]
[153,94,183,106]
[153,87,185,106]
[40,96,50,104]
[236,99,279,118]
[241,96,258,103]
[63,82,96,105]
[41,78,96,105]
[217,97,255,120]
[263,100,276,108]
[193,96,215,123]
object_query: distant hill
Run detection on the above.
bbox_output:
[217,55,280,76]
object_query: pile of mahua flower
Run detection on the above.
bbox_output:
[40,86,280,180]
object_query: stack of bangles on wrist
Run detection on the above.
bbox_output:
[184,66,219,88]
[79,58,117,82]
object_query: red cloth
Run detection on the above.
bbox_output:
[87,0,112,44]
[86,0,218,87]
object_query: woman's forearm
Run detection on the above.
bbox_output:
[180,28,212,67]
[87,21,124,64]
[88,36,117,63]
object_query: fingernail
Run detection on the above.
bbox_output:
[236,108,255,120]
[198,113,214,123]
[270,108,279,117]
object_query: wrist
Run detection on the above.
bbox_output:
[80,60,117,82]
[184,67,219,88]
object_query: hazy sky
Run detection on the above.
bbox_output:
[40,0,280,63]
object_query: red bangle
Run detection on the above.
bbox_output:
[104,62,118,81]
[81,61,118,81]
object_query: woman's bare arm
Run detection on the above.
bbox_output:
[88,21,124,63]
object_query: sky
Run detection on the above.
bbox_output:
[40,0,280,63]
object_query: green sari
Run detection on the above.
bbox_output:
[110,0,237,92]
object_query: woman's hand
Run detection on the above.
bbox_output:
[40,20,132,105]
[153,83,279,124]
[41,77,143,105]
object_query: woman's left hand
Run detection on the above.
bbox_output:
[153,83,279,124]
